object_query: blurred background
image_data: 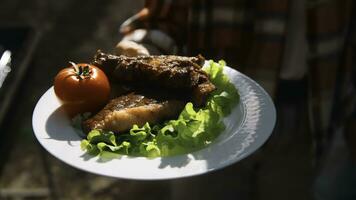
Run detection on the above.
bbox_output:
[0,0,355,199]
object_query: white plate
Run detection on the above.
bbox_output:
[32,66,276,180]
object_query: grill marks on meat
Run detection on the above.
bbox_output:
[93,51,216,106]
[82,93,185,133]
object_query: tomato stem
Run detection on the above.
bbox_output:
[82,66,90,76]
[69,61,91,80]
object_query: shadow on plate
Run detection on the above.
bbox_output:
[159,155,191,168]
[80,152,96,161]
[45,106,82,144]
[79,150,192,168]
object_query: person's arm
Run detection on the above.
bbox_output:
[116,0,189,56]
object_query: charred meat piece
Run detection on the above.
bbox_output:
[93,51,216,106]
[82,93,185,133]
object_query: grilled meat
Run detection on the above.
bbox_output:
[93,51,216,106]
[82,93,185,133]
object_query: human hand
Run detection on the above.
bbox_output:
[120,8,149,35]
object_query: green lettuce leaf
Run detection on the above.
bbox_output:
[79,60,239,158]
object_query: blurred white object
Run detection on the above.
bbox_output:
[0,50,12,88]
[122,29,147,42]
[115,40,149,56]
[119,29,177,55]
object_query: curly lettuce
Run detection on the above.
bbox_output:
[80,60,239,158]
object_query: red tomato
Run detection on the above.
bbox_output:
[54,62,110,117]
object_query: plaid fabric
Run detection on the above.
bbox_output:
[120,0,356,163]
[306,0,353,159]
